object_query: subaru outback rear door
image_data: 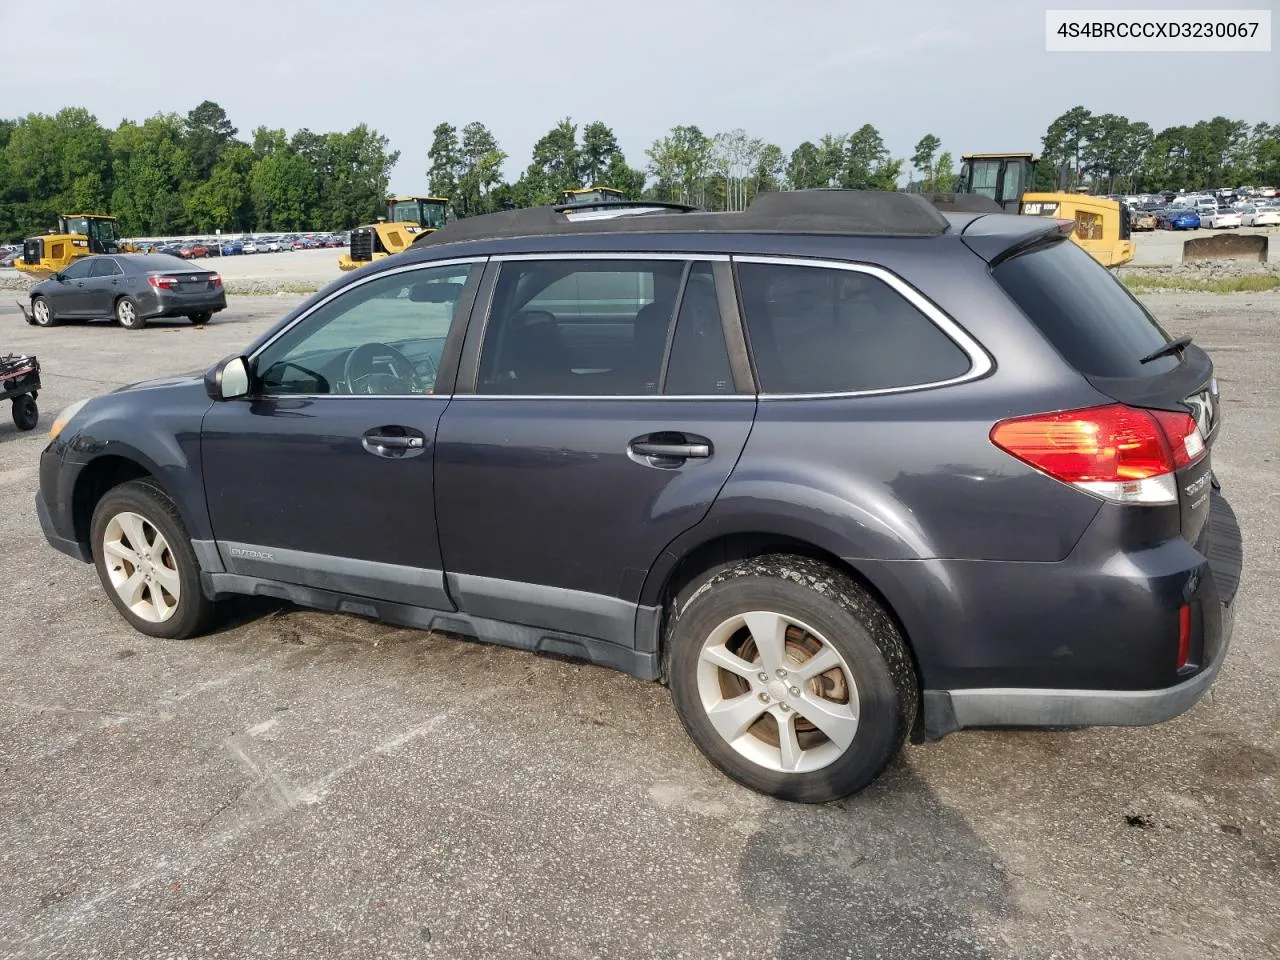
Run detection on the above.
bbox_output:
[434,256,755,663]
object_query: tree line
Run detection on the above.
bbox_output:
[2,101,1276,242]
[0,101,398,241]
[1038,106,1278,195]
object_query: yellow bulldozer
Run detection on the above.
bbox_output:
[15,214,127,279]
[338,195,450,272]
[958,153,1135,266]
[559,186,625,206]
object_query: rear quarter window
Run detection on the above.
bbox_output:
[735,261,971,394]
[993,239,1178,377]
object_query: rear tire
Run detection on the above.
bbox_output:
[90,478,216,640]
[115,296,145,330]
[188,311,212,326]
[11,395,38,431]
[31,296,57,328]
[666,555,917,803]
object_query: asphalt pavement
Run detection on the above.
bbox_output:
[0,292,1276,960]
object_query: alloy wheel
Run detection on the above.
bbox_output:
[696,611,860,773]
[101,511,181,622]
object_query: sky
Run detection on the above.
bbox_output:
[1,0,1276,193]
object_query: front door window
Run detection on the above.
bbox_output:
[254,264,475,396]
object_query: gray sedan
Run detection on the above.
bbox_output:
[23,254,227,330]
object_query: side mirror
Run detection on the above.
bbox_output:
[51,272,63,282]
[205,354,251,401]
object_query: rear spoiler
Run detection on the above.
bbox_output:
[956,214,1076,266]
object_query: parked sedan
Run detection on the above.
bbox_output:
[221,240,244,256]
[1158,209,1201,230]
[1238,204,1280,227]
[242,239,265,254]
[1201,208,1242,229]
[23,254,226,330]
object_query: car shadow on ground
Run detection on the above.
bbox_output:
[734,761,1011,959]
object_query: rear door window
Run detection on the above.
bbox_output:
[476,259,686,395]
[993,239,1178,377]
[735,261,971,394]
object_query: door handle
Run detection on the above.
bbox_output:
[366,434,423,449]
[361,426,427,459]
[630,441,710,459]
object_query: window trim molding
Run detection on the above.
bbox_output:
[731,254,994,400]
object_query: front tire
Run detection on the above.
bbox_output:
[90,478,216,639]
[11,395,38,430]
[115,296,145,330]
[666,555,917,803]
[31,296,57,328]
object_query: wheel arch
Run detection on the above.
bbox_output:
[644,530,924,700]
[70,448,208,550]
[71,454,155,546]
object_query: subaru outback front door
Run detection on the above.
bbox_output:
[199,259,482,608]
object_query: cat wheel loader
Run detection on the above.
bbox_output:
[338,196,450,272]
[15,215,125,279]
[559,186,625,207]
[958,153,1135,267]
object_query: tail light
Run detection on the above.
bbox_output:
[990,403,1205,505]
[148,275,178,289]
[210,274,222,288]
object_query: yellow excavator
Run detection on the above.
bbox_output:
[338,195,450,271]
[15,214,126,279]
[958,153,1135,266]
[559,186,625,206]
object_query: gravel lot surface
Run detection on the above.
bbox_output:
[0,291,1276,960]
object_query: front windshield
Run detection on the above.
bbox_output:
[390,200,447,228]
[90,219,120,243]
[965,160,1001,200]
[421,202,446,228]
[62,217,89,237]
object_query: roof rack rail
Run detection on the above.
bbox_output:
[413,189,951,249]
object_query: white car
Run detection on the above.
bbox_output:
[1239,205,1280,227]
[242,239,264,254]
[1201,209,1242,229]
[263,237,285,253]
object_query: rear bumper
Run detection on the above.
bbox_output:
[924,602,1233,735]
[917,489,1244,739]
[143,289,228,319]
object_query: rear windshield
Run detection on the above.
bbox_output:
[123,254,196,272]
[993,239,1178,377]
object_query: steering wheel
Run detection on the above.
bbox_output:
[341,341,422,395]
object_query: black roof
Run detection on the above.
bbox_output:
[416,190,951,250]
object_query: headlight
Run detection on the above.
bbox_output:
[50,398,91,441]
